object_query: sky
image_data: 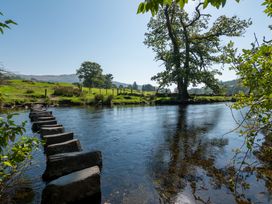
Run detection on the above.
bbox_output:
[0,0,271,86]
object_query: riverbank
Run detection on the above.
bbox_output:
[0,79,235,108]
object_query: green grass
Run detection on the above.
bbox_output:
[0,79,235,106]
[0,80,153,106]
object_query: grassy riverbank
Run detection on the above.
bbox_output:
[0,80,235,107]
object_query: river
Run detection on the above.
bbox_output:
[11,103,272,203]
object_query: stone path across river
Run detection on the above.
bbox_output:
[29,104,102,204]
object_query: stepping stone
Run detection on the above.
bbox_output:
[40,127,65,137]
[43,151,102,181]
[41,124,63,128]
[30,114,54,122]
[43,132,73,145]
[29,111,52,118]
[31,116,56,122]
[32,120,57,132]
[41,166,100,204]
[45,139,81,156]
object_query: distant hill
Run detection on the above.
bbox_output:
[17,74,141,89]
[19,74,80,83]
[189,79,248,96]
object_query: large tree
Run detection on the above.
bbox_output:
[145,2,250,101]
[76,61,104,91]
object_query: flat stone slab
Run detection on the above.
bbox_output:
[40,127,64,137]
[41,166,100,204]
[31,116,56,122]
[41,124,63,128]
[30,114,54,122]
[32,120,57,132]
[43,132,73,146]
[43,151,102,181]
[29,111,52,118]
[45,139,82,156]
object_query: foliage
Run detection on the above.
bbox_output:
[263,0,272,17]
[103,74,114,89]
[132,81,138,90]
[94,94,104,105]
[76,61,104,89]
[104,95,114,105]
[0,114,39,199]
[0,12,17,34]
[137,0,240,15]
[142,84,156,91]
[53,86,81,97]
[145,2,250,100]
[227,42,272,150]
[25,89,34,94]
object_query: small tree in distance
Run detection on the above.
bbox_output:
[104,74,113,95]
[76,61,104,93]
[132,81,138,91]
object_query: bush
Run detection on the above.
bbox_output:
[25,89,34,94]
[53,86,81,97]
[104,95,113,105]
[94,94,104,105]
[22,80,35,84]
[0,114,40,202]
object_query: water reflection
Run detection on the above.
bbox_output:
[150,105,236,203]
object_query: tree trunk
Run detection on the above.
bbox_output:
[177,81,189,102]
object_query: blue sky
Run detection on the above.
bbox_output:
[0,0,270,86]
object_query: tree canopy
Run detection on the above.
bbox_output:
[76,61,114,90]
[76,61,104,89]
[103,74,114,89]
[132,81,138,90]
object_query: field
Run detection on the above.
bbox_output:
[0,80,234,107]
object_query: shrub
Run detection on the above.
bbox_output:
[104,95,113,105]
[0,114,40,202]
[25,89,34,94]
[53,86,81,97]
[22,80,35,84]
[94,94,104,105]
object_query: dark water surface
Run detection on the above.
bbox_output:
[12,104,272,203]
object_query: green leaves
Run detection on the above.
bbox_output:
[0,114,40,194]
[262,0,272,17]
[0,11,17,34]
[229,42,272,151]
[137,0,240,15]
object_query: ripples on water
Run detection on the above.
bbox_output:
[11,103,272,203]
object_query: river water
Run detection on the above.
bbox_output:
[12,103,272,203]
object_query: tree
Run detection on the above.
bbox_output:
[103,74,113,89]
[76,61,103,92]
[118,85,124,94]
[103,74,113,95]
[132,81,138,90]
[145,2,250,101]
[142,84,156,92]
[0,12,16,34]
